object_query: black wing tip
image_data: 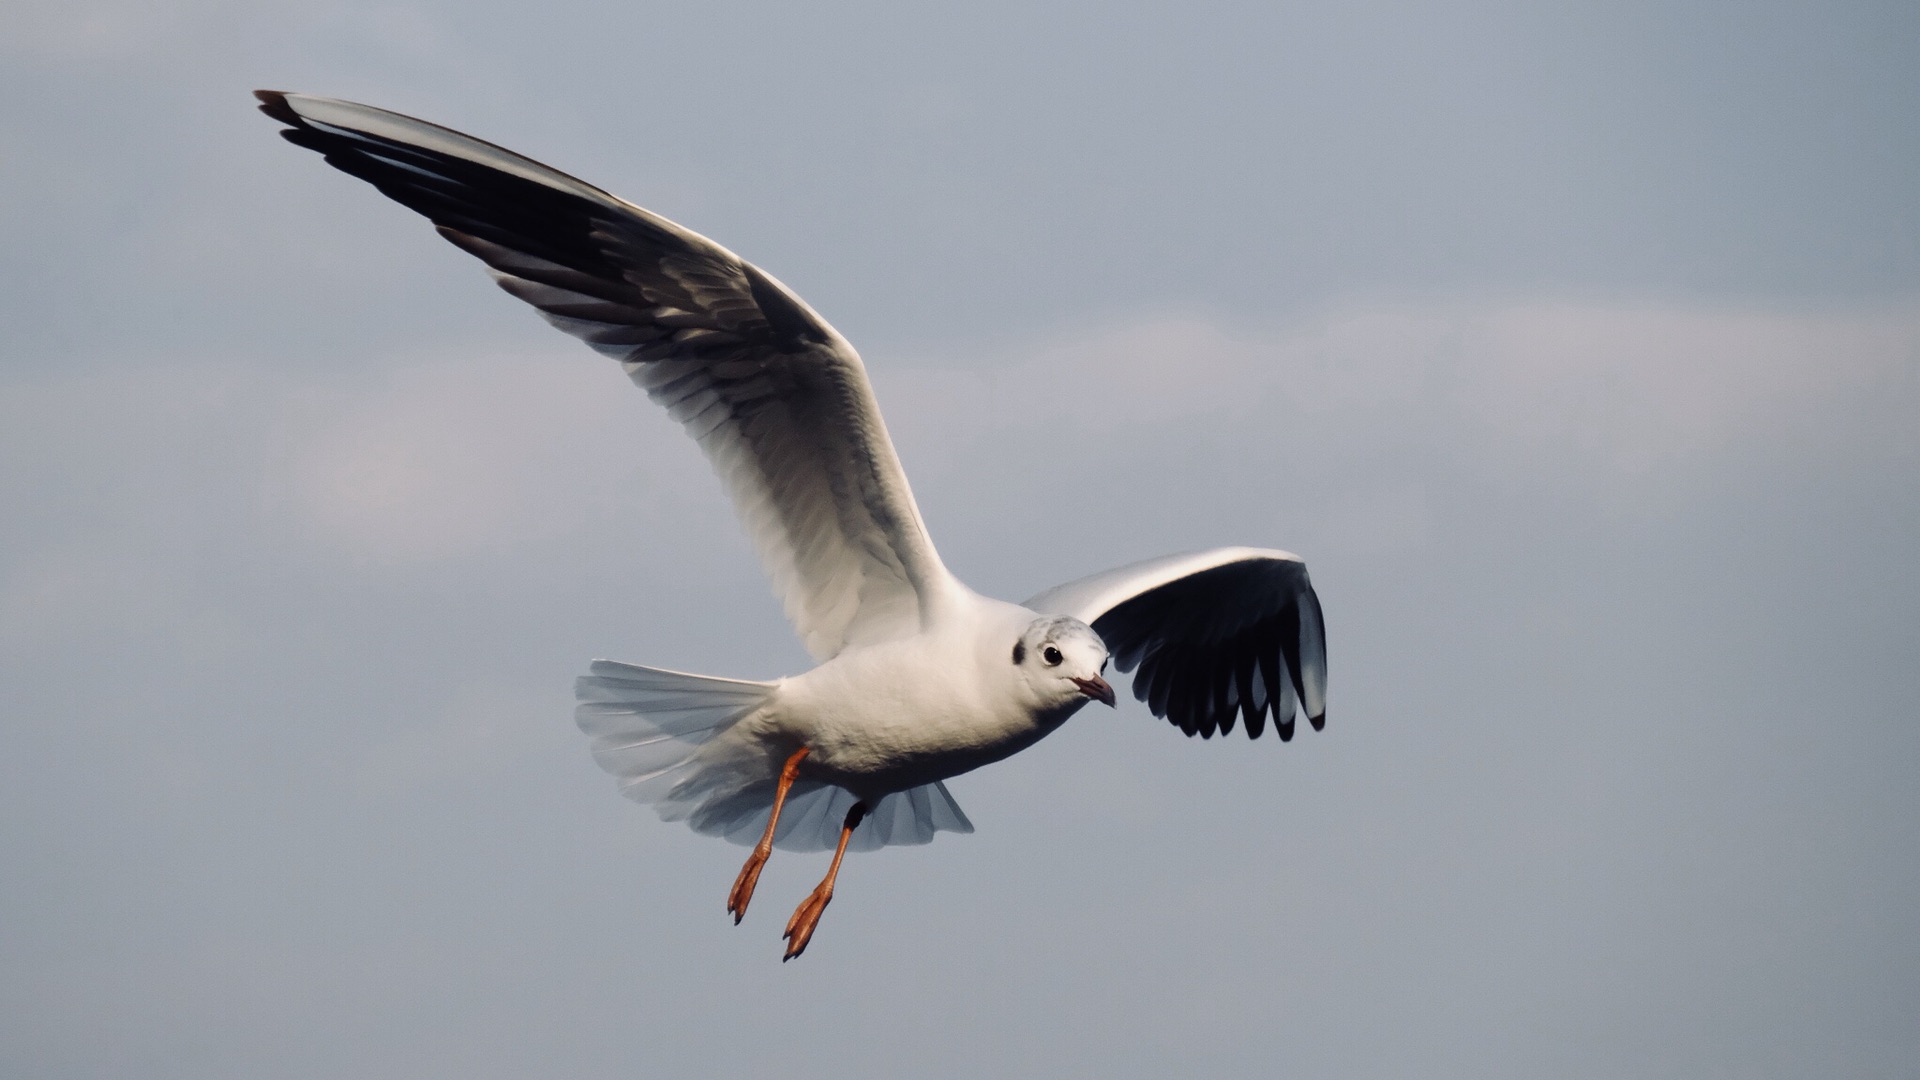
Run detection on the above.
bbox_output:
[1147,690,1325,743]
[254,89,302,127]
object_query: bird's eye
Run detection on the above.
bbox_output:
[1042,645,1063,666]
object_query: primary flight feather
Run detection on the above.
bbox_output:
[258,90,1327,959]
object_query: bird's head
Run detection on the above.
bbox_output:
[1012,616,1115,710]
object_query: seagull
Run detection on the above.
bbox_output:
[258,91,1328,960]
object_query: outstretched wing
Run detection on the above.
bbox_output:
[257,91,960,660]
[1025,547,1327,740]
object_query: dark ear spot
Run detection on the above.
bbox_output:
[1012,641,1026,665]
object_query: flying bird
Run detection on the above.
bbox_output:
[257,91,1328,960]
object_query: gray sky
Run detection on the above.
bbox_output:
[4,3,1917,1077]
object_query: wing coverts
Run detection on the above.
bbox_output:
[256,91,953,662]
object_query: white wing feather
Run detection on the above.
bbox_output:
[258,91,960,660]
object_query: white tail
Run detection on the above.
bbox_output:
[575,660,973,852]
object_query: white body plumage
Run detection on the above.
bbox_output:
[741,595,1102,796]
[259,90,1329,869]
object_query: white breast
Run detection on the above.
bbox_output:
[762,597,1083,797]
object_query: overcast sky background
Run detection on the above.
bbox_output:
[4,2,1918,1077]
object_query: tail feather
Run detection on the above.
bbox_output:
[575,659,974,852]
[576,660,774,801]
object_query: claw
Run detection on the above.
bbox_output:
[782,885,834,961]
[727,849,769,924]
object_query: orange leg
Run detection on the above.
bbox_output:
[726,746,810,924]
[781,801,869,961]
